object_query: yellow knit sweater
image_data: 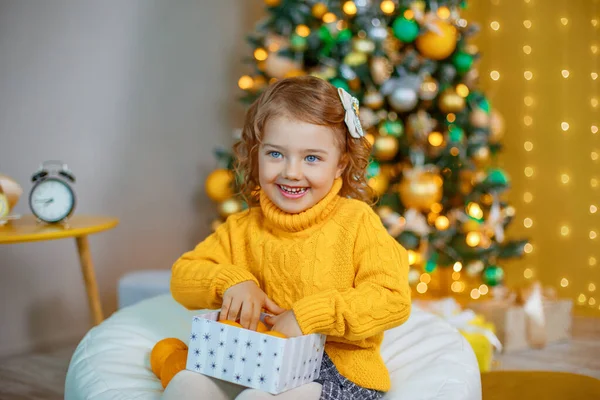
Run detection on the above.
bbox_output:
[171,179,411,391]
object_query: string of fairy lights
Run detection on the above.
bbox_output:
[486,0,598,309]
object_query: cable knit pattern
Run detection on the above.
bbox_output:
[171,178,411,391]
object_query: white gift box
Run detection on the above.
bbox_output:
[185,310,326,394]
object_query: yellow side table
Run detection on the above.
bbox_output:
[0,215,119,325]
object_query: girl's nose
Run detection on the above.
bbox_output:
[282,160,302,180]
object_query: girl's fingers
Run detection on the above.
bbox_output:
[227,297,243,321]
[239,302,254,329]
[220,296,232,321]
[248,303,261,332]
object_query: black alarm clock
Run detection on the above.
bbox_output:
[29,161,76,223]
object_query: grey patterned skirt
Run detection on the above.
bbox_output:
[314,352,384,400]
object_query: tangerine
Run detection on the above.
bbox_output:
[257,321,270,333]
[160,349,188,388]
[219,320,243,328]
[264,330,287,339]
[150,338,187,378]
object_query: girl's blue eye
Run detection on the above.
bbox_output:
[269,151,282,159]
[305,155,319,163]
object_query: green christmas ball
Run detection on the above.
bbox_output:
[452,51,474,74]
[290,34,308,51]
[479,98,491,114]
[330,78,350,92]
[366,159,381,179]
[483,265,504,287]
[392,17,419,43]
[485,168,509,185]
[379,120,404,137]
[337,28,353,42]
[449,125,464,142]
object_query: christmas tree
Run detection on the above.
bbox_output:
[204,0,529,297]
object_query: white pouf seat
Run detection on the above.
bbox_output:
[65,294,481,400]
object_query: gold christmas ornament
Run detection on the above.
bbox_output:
[349,77,361,91]
[368,174,390,196]
[489,110,505,143]
[264,0,281,6]
[284,69,306,78]
[218,197,243,218]
[439,88,466,114]
[407,110,436,145]
[353,38,376,54]
[311,3,328,18]
[370,56,393,85]
[419,76,439,101]
[363,89,385,109]
[416,20,458,60]
[310,65,337,80]
[358,107,379,129]
[470,107,490,128]
[399,169,444,211]
[344,51,368,67]
[373,135,400,161]
[472,146,491,168]
[205,169,235,202]
[264,53,302,79]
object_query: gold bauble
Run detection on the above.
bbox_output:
[438,89,466,114]
[205,169,235,202]
[265,0,281,7]
[349,77,361,91]
[373,135,400,161]
[462,218,482,233]
[353,38,376,54]
[489,110,505,143]
[368,174,390,196]
[264,53,302,79]
[419,76,439,101]
[472,146,490,168]
[312,3,328,18]
[218,198,243,218]
[344,51,368,67]
[470,108,490,128]
[284,69,306,78]
[370,56,393,85]
[363,89,385,110]
[399,170,443,211]
[415,20,458,60]
[463,68,480,90]
[310,66,336,80]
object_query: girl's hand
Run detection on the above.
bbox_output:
[221,281,285,331]
[265,310,303,338]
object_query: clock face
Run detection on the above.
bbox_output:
[29,178,75,222]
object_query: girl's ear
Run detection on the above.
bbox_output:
[335,155,348,179]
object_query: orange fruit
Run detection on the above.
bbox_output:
[219,320,243,328]
[257,321,269,333]
[150,338,187,378]
[264,330,287,339]
[160,349,188,388]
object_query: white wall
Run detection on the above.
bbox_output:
[0,0,264,357]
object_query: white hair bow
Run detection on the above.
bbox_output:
[337,87,365,139]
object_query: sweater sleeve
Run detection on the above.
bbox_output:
[170,216,259,310]
[292,208,411,341]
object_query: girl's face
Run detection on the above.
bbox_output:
[258,116,346,214]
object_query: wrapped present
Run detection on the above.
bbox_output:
[186,310,326,395]
[415,298,502,372]
[468,281,573,352]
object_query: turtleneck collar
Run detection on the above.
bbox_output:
[259,178,343,233]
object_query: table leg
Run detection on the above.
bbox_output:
[75,235,104,325]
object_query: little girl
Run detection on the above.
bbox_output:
[164,76,411,400]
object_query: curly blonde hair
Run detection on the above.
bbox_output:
[234,76,373,206]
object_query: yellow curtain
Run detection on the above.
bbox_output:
[464,0,599,316]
